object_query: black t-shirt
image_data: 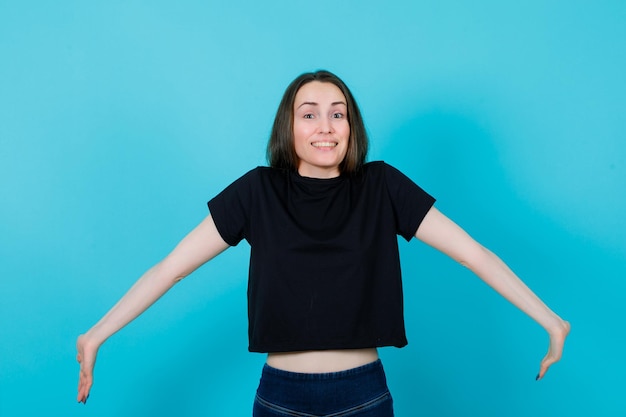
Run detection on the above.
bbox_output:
[208,161,435,352]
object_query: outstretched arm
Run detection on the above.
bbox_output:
[76,215,230,404]
[415,207,570,380]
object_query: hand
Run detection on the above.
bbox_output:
[536,320,571,381]
[76,334,99,404]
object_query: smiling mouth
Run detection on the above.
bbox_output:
[311,141,337,148]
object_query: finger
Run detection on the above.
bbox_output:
[78,391,90,404]
[77,373,92,403]
[77,390,86,403]
[536,363,548,380]
[536,352,559,380]
[77,391,90,404]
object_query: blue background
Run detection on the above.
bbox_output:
[1,1,624,416]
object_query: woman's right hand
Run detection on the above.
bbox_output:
[76,334,99,404]
[74,215,229,404]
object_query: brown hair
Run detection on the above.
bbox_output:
[266,70,369,174]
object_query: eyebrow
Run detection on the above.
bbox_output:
[297,101,347,109]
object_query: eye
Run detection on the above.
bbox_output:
[332,112,344,119]
[303,113,314,119]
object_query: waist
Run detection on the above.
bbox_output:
[266,348,379,373]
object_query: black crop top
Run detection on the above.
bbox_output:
[208,161,435,352]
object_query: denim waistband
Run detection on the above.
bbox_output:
[255,359,392,416]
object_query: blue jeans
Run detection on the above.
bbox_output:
[253,359,394,417]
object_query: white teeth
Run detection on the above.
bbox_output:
[312,141,336,147]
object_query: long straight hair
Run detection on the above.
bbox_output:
[266,70,369,174]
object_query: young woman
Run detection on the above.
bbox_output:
[76,70,570,416]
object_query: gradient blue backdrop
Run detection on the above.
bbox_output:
[1,1,624,416]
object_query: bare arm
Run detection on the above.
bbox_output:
[415,207,570,380]
[76,215,229,403]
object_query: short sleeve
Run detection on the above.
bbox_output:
[383,163,436,241]
[207,169,256,246]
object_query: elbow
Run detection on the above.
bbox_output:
[170,264,191,283]
[456,243,492,272]
[154,258,190,285]
[173,274,187,284]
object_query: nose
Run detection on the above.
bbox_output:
[319,117,334,134]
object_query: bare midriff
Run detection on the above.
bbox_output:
[266,348,379,373]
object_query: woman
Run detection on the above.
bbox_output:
[76,70,570,416]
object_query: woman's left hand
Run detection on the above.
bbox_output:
[76,334,99,404]
[537,320,571,380]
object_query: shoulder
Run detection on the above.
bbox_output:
[363,160,385,170]
[253,166,292,183]
[362,160,402,171]
[221,166,295,195]
[361,161,406,178]
[362,161,431,195]
[229,166,285,184]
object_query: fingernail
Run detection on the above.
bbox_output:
[535,374,540,381]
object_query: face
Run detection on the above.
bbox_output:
[292,81,350,178]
